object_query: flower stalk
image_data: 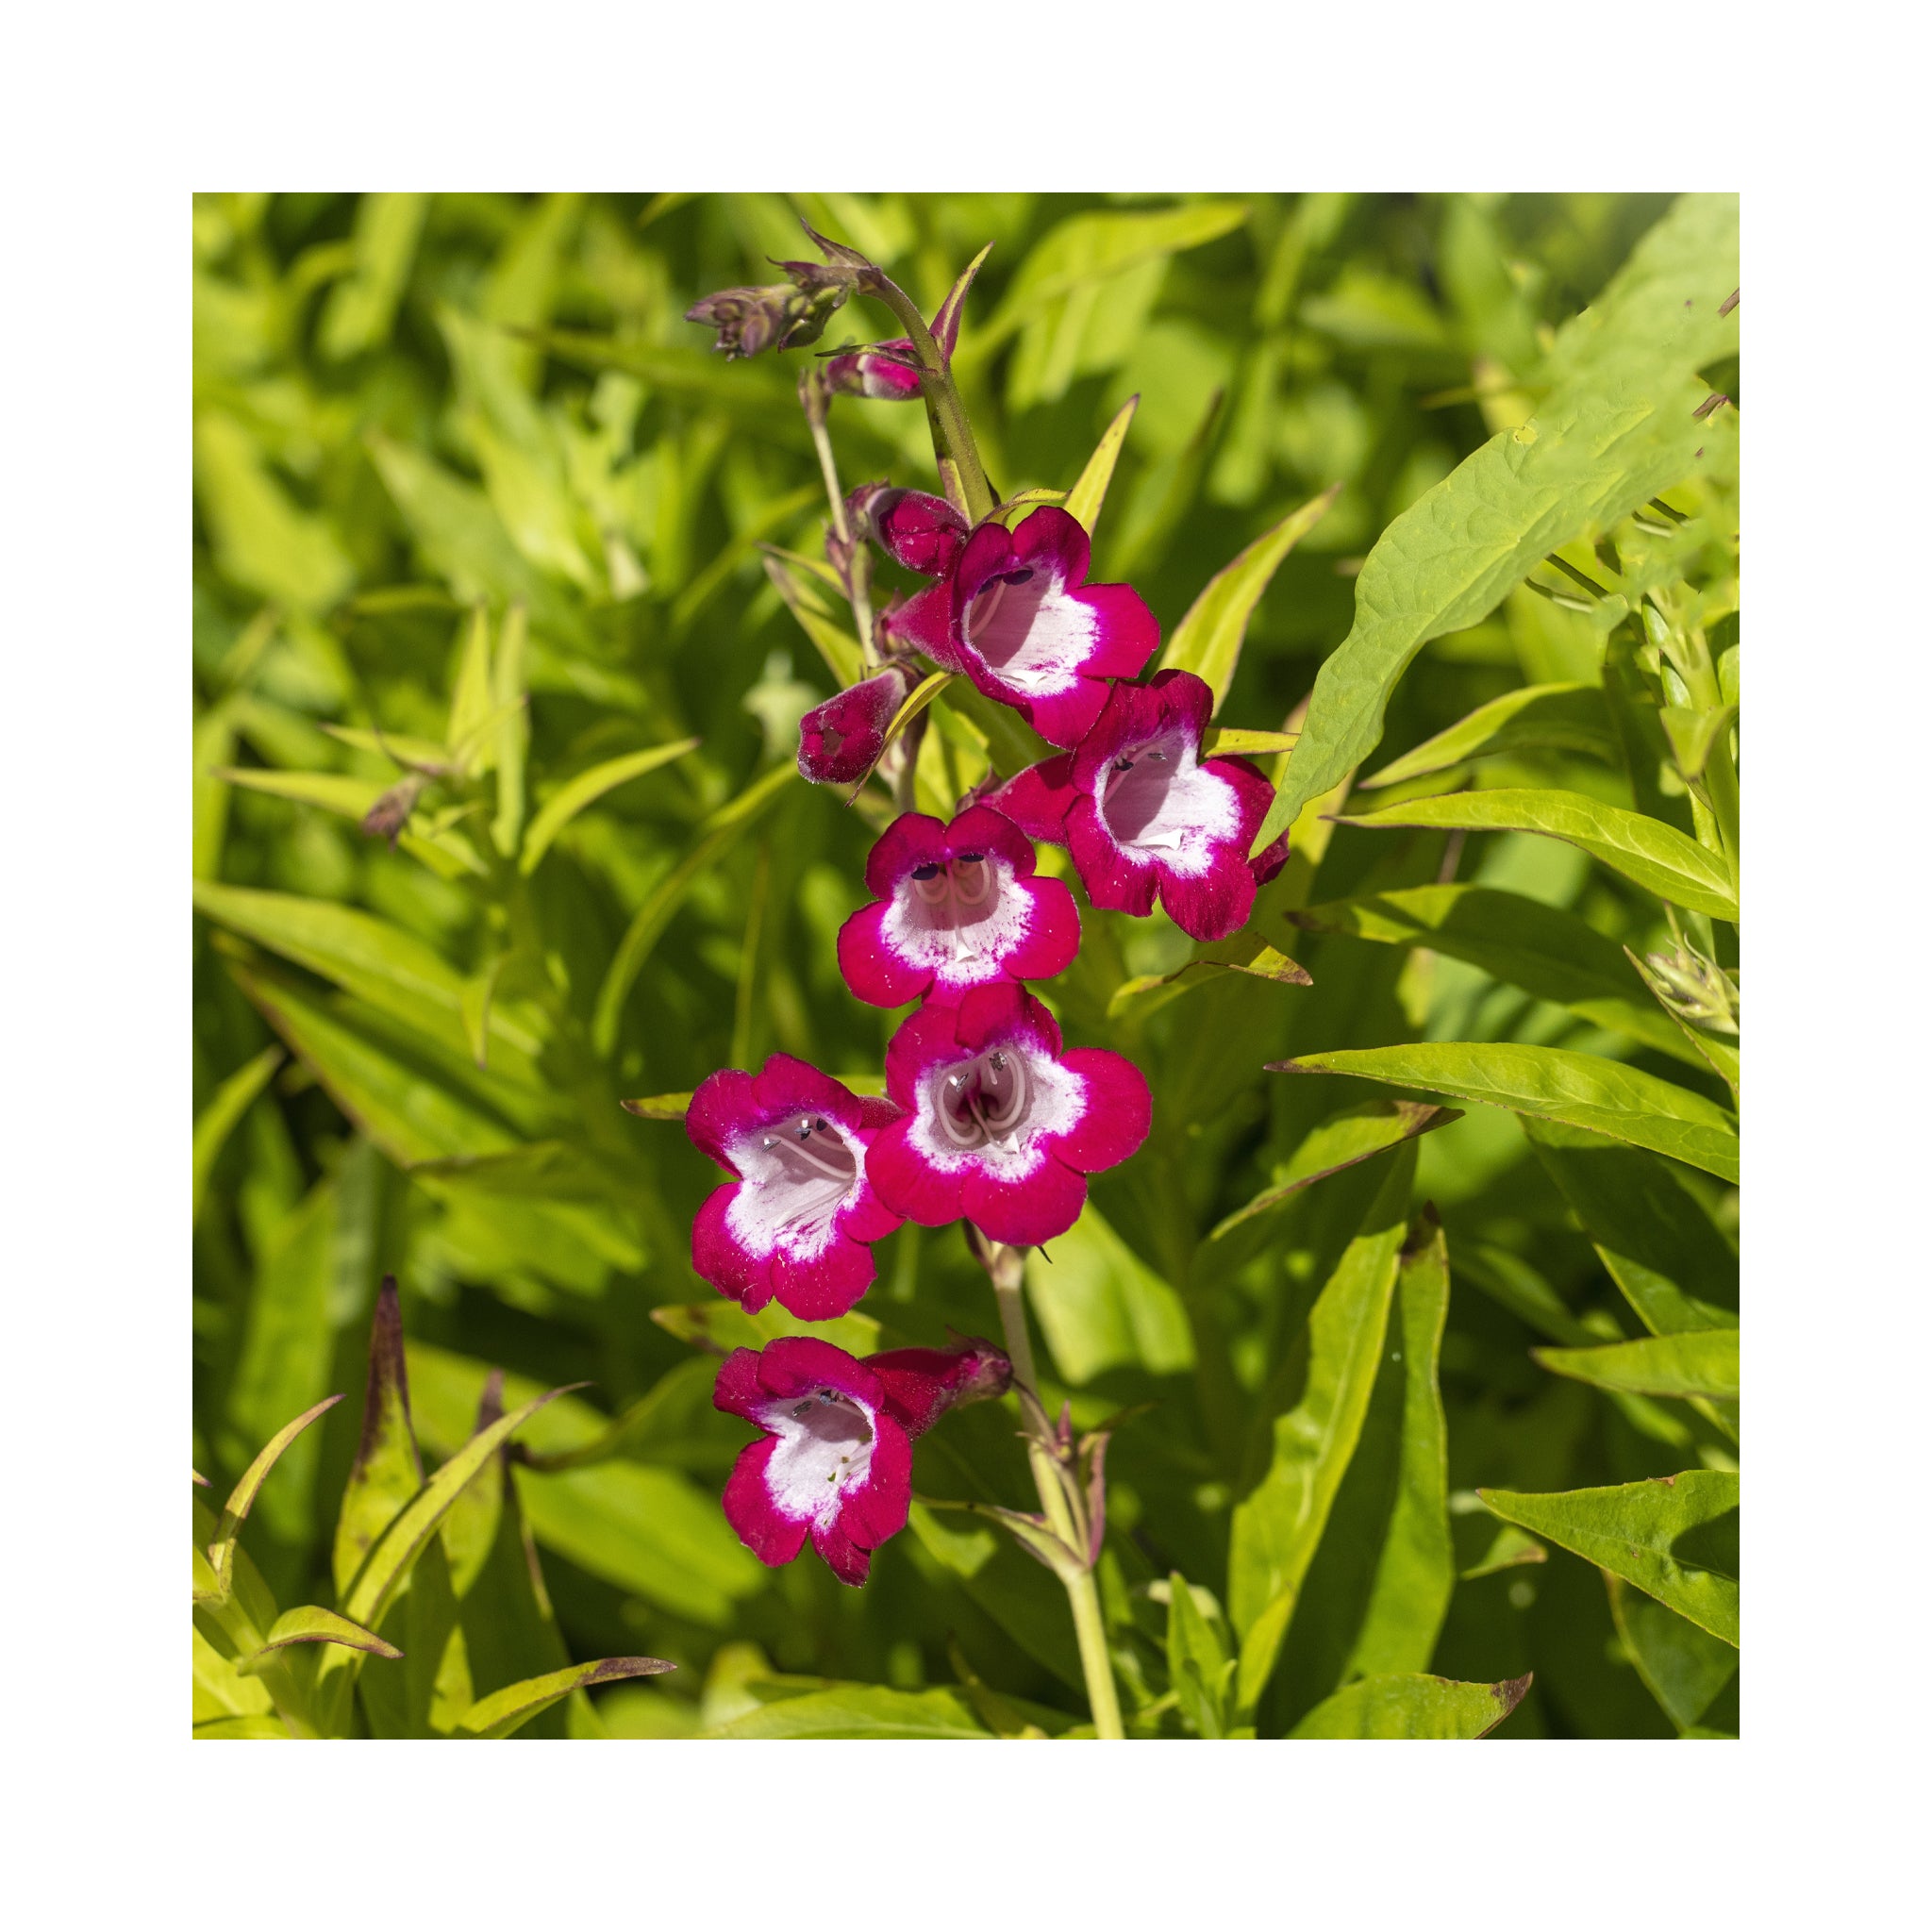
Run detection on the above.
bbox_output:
[971,1228,1126,1741]
[799,366,875,665]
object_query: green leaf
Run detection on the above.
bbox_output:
[1159,485,1339,712]
[1204,726,1301,757]
[191,1043,284,1223]
[1289,884,1709,1068]
[491,601,529,854]
[1062,393,1139,534]
[1288,1671,1531,1739]
[454,1656,675,1739]
[519,736,700,875]
[1345,1211,1456,1677]
[708,1684,995,1740]
[332,1278,424,1597]
[1360,682,1616,788]
[193,1714,292,1740]
[318,192,427,360]
[1533,1330,1740,1401]
[207,1393,344,1598]
[1330,789,1738,922]
[1459,1524,1547,1580]
[1167,1573,1231,1739]
[339,1383,576,1637]
[1607,1574,1738,1733]
[649,1299,880,1361]
[1252,193,1738,855]
[1478,1472,1739,1645]
[1024,1204,1193,1384]
[620,1091,693,1121]
[1230,1143,1415,1711]
[763,551,863,686]
[1521,1118,1739,1336]
[1273,1042,1740,1184]
[1208,1099,1459,1248]
[849,671,954,795]
[592,763,794,1056]
[237,1605,402,1673]
[196,880,546,1075]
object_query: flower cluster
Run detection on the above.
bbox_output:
[681,235,1290,1589]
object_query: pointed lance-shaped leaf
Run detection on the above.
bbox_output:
[453,1656,676,1740]
[332,1277,424,1599]
[208,1393,345,1599]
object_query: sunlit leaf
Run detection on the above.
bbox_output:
[1288,1671,1530,1739]
[519,737,700,875]
[1532,1330,1740,1401]
[454,1656,675,1739]
[1360,682,1615,789]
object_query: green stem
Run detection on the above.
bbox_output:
[860,279,995,524]
[801,369,876,665]
[987,1258,1125,1740]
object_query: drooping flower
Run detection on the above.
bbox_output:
[992,669,1290,942]
[687,1056,903,1320]
[838,803,1079,1009]
[796,663,914,785]
[715,1335,1010,1585]
[867,982,1151,1247]
[882,506,1158,749]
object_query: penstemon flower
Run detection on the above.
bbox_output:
[687,1055,904,1321]
[715,1335,1010,1585]
[883,506,1158,749]
[796,663,915,785]
[993,669,1290,941]
[837,803,1079,1009]
[867,982,1151,1247]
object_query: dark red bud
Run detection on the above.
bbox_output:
[796,665,911,785]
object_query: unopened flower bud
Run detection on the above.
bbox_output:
[687,276,850,360]
[824,338,925,401]
[797,664,912,785]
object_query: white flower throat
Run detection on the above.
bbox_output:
[1097,731,1236,874]
[886,852,1030,984]
[936,1047,1033,1151]
[965,566,1091,696]
[764,1386,876,1524]
[733,1113,860,1255]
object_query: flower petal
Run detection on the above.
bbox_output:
[722,1438,810,1567]
[710,1346,768,1424]
[685,1068,759,1170]
[837,1413,912,1547]
[867,1117,965,1226]
[961,1154,1088,1246]
[988,756,1077,844]
[1066,794,1160,916]
[837,900,929,1008]
[869,487,968,576]
[1001,874,1081,983]
[1073,583,1160,679]
[861,811,950,898]
[1054,1048,1154,1173]
[1158,841,1259,941]
[810,1518,874,1586]
[770,1232,877,1321]
[756,1335,886,1407]
[692,1183,778,1309]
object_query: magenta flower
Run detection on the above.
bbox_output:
[882,506,1158,749]
[862,485,970,578]
[837,803,1079,1010]
[687,1055,904,1321]
[715,1335,1010,1585]
[867,982,1151,1247]
[993,669,1290,942]
[797,664,912,785]
[822,258,973,404]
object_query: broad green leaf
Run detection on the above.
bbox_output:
[1025,1204,1193,1384]
[1331,789,1738,922]
[1159,485,1339,711]
[1533,1330,1739,1401]
[592,763,794,1056]
[1360,682,1616,788]
[1290,884,1708,1068]
[191,1043,283,1222]
[1288,1671,1530,1739]
[1607,1574,1738,1733]
[1230,1144,1414,1710]
[231,963,523,1169]
[196,880,546,1074]
[340,1384,575,1635]
[1274,1042,1740,1184]
[318,192,427,360]
[332,1279,425,1596]
[1459,1524,1547,1580]
[207,1393,344,1597]
[1345,1213,1456,1677]
[1478,1472,1739,1645]
[1063,393,1139,534]
[1252,193,1739,855]
[708,1683,995,1740]
[519,736,700,874]
[764,551,863,686]
[1521,1118,1739,1334]
[454,1656,675,1739]
[1167,1574,1232,1739]
[237,1605,402,1674]
[1208,1100,1458,1248]
[649,1299,881,1361]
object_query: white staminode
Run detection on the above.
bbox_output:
[760,1387,875,1526]
[910,1037,1085,1181]
[1097,726,1238,878]
[965,568,1093,696]
[726,1112,864,1260]
[879,853,1032,988]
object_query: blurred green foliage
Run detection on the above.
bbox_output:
[192,192,1737,1740]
